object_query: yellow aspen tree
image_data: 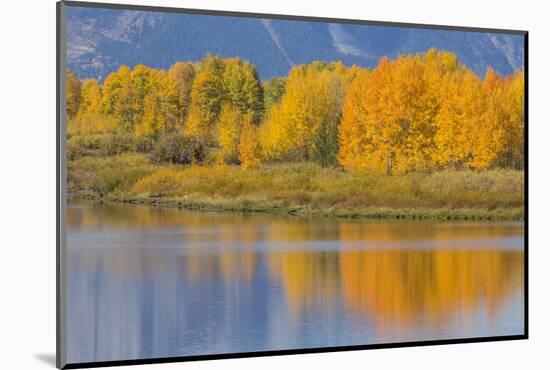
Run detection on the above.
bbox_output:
[339,57,408,174]
[470,68,508,170]
[218,104,243,163]
[71,78,107,135]
[168,61,196,125]
[506,70,525,169]
[281,67,329,159]
[101,65,132,129]
[260,62,351,161]
[137,69,177,138]
[339,50,463,174]
[259,102,289,160]
[154,69,178,133]
[338,69,373,171]
[79,79,102,115]
[391,55,436,173]
[125,64,153,130]
[434,71,483,168]
[239,117,262,169]
[66,70,81,120]
[138,93,162,138]
[369,57,405,174]
[185,69,225,142]
[420,50,461,168]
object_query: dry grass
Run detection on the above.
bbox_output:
[69,154,524,219]
[123,162,524,219]
[68,153,156,195]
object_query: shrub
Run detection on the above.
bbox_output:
[101,133,136,156]
[67,133,138,159]
[89,169,122,196]
[205,148,221,165]
[136,135,156,153]
[150,133,206,165]
[67,135,106,160]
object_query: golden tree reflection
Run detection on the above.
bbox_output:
[269,250,340,315]
[339,248,524,330]
[183,224,261,285]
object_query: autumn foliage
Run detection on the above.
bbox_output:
[238,118,262,169]
[67,49,524,174]
[338,50,524,173]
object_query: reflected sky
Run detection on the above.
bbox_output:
[67,201,524,364]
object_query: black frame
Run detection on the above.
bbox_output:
[56,1,529,368]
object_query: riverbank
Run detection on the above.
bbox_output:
[78,193,524,220]
[68,153,525,221]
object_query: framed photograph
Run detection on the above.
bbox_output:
[57,1,527,368]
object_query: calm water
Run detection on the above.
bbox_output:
[67,200,524,364]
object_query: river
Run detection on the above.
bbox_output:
[66,200,524,363]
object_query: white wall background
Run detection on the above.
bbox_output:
[0,0,548,369]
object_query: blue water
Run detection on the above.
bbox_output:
[66,201,525,364]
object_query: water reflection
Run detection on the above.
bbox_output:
[339,249,523,330]
[67,201,524,364]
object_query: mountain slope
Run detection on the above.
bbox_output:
[67,6,524,80]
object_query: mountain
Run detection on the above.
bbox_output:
[66,5,525,81]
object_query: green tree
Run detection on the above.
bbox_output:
[185,55,226,140]
[312,114,340,167]
[263,77,286,114]
[223,58,264,123]
[185,69,225,140]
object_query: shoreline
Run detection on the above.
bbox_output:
[71,192,524,221]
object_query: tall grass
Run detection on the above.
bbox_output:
[69,153,524,219]
[68,153,156,195]
[127,162,523,218]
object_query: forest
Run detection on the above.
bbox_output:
[66,49,525,219]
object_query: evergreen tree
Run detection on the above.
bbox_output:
[312,114,340,167]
